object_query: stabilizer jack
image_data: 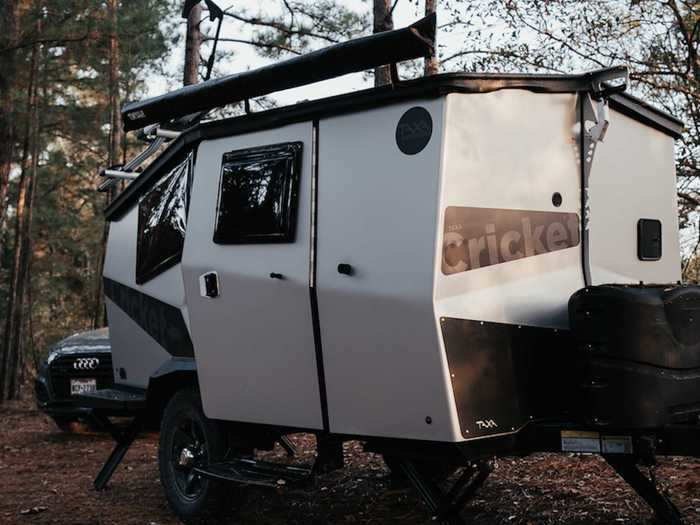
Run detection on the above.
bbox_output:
[398,459,492,525]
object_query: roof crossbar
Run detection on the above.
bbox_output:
[121,13,436,132]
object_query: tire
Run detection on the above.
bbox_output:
[159,388,238,523]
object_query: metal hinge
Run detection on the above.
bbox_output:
[575,65,629,287]
[582,65,629,144]
[584,94,611,143]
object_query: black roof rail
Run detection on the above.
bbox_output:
[121,13,436,132]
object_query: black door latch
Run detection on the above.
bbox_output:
[337,263,354,276]
[202,272,219,298]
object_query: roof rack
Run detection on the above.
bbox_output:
[121,13,436,132]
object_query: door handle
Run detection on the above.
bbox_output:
[337,263,354,276]
[199,271,219,298]
[269,272,284,280]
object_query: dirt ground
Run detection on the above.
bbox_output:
[1,400,699,525]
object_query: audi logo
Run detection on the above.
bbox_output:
[73,357,100,370]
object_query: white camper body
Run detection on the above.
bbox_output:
[88,16,700,524]
[104,86,680,443]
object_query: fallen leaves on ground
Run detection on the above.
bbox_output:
[0,400,698,524]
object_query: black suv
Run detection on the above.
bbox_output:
[35,328,114,431]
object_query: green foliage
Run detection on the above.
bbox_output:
[1,0,177,363]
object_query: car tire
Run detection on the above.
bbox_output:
[159,388,241,523]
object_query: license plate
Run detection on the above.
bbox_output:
[70,378,97,395]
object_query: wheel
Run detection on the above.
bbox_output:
[51,416,77,432]
[159,388,239,523]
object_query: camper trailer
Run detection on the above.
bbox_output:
[83,13,700,525]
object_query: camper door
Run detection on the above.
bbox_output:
[587,107,681,285]
[181,122,324,430]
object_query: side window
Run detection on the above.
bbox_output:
[213,142,302,244]
[136,151,192,284]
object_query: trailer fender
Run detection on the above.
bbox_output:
[147,357,198,420]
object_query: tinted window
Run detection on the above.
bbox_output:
[214,142,302,244]
[136,152,192,284]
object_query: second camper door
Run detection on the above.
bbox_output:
[181,122,324,430]
[314,100,461,441]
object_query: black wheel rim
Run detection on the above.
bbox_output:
[170,415,208,501]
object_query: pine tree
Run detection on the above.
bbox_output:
[0,0,22,238]
[0,0,175,401]
[423,0,438,76]
[1,12,40,400]
[184,2,203,85]
[373,0,393,86]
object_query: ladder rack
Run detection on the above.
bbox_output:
[97,126,182,192]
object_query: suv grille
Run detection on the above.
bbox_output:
[49,353,114,399]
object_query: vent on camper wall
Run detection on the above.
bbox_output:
[638,218,662,261]
[120,14,436,132]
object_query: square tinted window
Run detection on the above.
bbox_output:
[136,152,192,284]
[637,218,662,261]
[213,142,302,244]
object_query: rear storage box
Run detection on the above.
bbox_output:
[570,285,700,428]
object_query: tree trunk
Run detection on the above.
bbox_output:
[0,0,21,239]
[373,0,394,86]
[92,0,122,329]
[184,3,202,86]
[108,3,122,169]
[423,0,438,76]
[15,104,40,396]
[1,30,40,401]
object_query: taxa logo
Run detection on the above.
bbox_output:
[442,206,580,275]
[476,419,499,430]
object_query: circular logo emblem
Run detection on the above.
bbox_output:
[396,107,433,155]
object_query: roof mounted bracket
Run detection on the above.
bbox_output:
[586,65,629,100]
[101,169,139,181]
[155,128,182,140]
[97,167,140,193]
[577,66,628,144]
[576,74,623,286]
[584,93,610,144]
